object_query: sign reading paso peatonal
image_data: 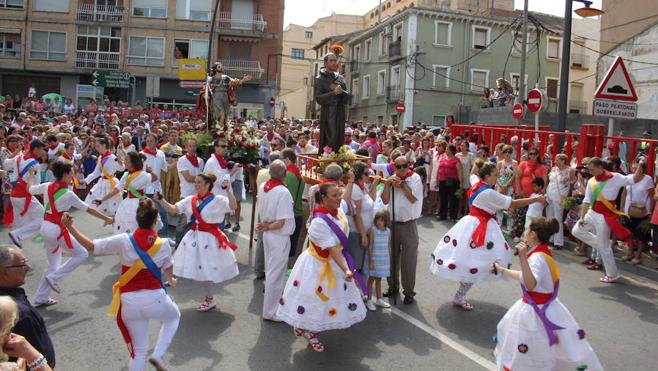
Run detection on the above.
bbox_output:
[593,99,638,119]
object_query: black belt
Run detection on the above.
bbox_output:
[393,219,415,225]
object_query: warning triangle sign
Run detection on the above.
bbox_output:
[594,56,638,102]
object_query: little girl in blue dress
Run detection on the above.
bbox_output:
[364,209,391,311]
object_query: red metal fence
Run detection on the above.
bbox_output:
[451,124,658,176]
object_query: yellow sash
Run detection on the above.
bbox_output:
[99,157,118,191]
[537,252,560,285]
[589,180,626,217]
[107,238,164,317]
[306,211,349,302]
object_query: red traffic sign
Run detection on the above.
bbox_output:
[512,103,524,119]
[594,56,638,102]
[396,103,405,113]
[527,89,543,113]
[269,97,275,107]
[178,81,204,88]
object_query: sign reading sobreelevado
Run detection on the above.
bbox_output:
[178,58,207,81]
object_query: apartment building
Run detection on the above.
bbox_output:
[363,0,514,27]
[0,0,283,119]
[277,14,362,119]
[348,6,562,127]
[568,18,600,115]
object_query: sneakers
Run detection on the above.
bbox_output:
[232,223,241,232]
[366,298,390,311]
[148,357,169,371]
[375,298,391,308]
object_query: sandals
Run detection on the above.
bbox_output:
[196,297,217,312]
[599,275,619,283]
[304,331,324,352]
[621,255,634,262]
[581,258,595,265]
[452,300,474,311]
[294,328,305,337]
[631,257,642,265]
[34,298,58,307]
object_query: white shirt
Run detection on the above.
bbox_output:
[624,174,654,214]
[117,171,152,194]
[257,182,295,236]
[347,183,375,233]
[520,251,554,294]
[29,182,88,213]
[47,143,65,160]
[309,209,349,249]
[13,154,41,188]
[203,154,231,196]
[387,172,423,222]
[177,155,205,198]
[92,233,173,269]
[175,194,231,225]
[471,187,512,215]
[584,172,635,204]
[526,192,544,218]
[85,153,124,183]
[141,149,167,194]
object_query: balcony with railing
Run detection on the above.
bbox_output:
[74,51,120,70]
[77,3,124,22]
[570,53,590,69]
[387,85,401,103]
[218,59,264,80]
[217,12,267,34]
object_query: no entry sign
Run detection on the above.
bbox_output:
[396,103,405,113]
[512,103,524,119]
[527,89,543,113]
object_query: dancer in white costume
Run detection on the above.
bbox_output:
[62,198,179,371]
[156,172,238,312]
[97,152,157,234]
[30,161,113,306]
[430,162,544,310]
[493,217,603,371]
[83,137,124,216]
[276,182,367,352]
[7,139,46,248]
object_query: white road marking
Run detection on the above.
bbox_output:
[234,230,496,369]
[389,307,497,370]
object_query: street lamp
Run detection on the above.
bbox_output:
[556,1,604,136]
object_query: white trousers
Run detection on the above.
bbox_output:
[572,210,619,279]
[546,198,565,247]
[121,289,180,371]
[263,231,290,319]
[34,221,89,303]
[10,196,44,242]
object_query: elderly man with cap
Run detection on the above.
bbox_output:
[256,160,295,321]
[315,53,350,153]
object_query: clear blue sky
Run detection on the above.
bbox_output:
[284,0,603,28]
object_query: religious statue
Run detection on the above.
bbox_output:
[198,62,251,131]
[314,45,350,153]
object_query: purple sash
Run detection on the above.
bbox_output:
[313,212,368,296]
[521,281,565,346]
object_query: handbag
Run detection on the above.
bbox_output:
[627,185,648,218]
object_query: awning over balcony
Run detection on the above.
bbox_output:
[219,36,260,43]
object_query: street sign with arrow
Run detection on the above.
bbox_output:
[92,70,133,89]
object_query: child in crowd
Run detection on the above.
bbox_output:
[525,177,546,226]
[364,209,391,311]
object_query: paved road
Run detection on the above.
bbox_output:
[2,196,657,370]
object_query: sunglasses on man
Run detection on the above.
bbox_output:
[395,163,409,169]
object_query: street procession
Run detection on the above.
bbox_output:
[0,0,657,370]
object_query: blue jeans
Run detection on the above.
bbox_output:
[146,193,168,237]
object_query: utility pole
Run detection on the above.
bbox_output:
[518,0,529,107]
[557,0,574,135]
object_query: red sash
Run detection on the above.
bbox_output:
[592,201,632,241]
[469,206,494,248]
[9,156,36,219]
[44,182,74,253]
[264,179,285,192]
[213,153,228,169]
[190,195,237,251]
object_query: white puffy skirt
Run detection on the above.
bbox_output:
[173,229,239,283]
[276,249,366,332]
[495,298,604,371]
[430,215,512,283]
[85,178,120,216]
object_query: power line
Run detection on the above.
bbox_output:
[447,16,521,69]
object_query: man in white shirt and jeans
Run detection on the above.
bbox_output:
[381,156,424,304]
